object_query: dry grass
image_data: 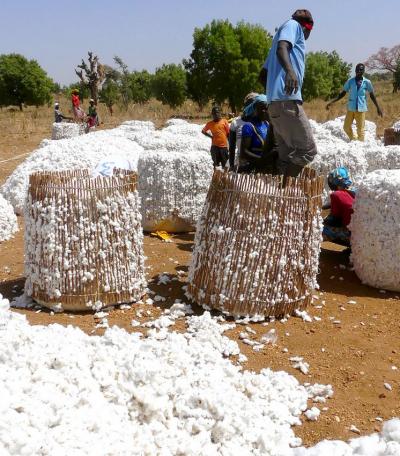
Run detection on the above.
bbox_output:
[0,80,399,167]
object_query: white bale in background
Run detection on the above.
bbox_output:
[135,119,210,153]
[350,169,400,291]
[138,150,213,232]
[51,122,83,140]
[1,130,142,215]
[0,194,18,242]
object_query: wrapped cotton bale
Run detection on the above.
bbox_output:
[24,169,146,311]
[138,150,213,232]
[187,169,324,317]
[51,122,83,140]
[350,169,400,291]
[2,131,142,215]
[0,194,18,242]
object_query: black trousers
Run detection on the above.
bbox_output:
[210,146,229,167]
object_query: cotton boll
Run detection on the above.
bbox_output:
[350,170,400,291]
[0,194,18,242]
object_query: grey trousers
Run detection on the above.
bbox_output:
[268,101,317,177]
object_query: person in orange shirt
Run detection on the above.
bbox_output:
[202,106,230,168]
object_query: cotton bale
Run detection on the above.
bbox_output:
[187,169,324,317]
[138,149,213,232]
[0,194,18,242]
[51,122,84,140]
[24,169,146,311]
[2,131,142,215]
[350,169,400,292]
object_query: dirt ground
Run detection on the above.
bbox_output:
[0,119,399,448]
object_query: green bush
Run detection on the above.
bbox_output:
[0,53,54,110]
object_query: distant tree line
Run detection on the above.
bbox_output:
[1,21,399,112]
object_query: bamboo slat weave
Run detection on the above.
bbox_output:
[24,169,146,311]
[187,168,324,317]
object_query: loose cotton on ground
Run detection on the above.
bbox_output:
[350,169,400,291]
[0,294,309,455]
[1,293,400,455]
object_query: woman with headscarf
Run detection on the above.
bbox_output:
[71,88,85,122]
[228,92,258,170]
[323,167,356,246]
[237,94,276,174]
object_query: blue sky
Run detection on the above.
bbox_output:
[2,0,398,84]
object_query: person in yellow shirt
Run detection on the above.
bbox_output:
[202,107,230,167]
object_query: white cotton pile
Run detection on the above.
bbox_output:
[321,116,377,143]
[2,131,142,214]
[51,122,83,140]
[0,294,318,455]
[309,117,400,201]
[135,118,210,153]
[349,169,400,292]
[293,419,400,455]
[138,150,213,232]
[0,194,18,242]
[114,120,156,142]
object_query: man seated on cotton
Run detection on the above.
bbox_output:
[323,167,356,247]
[54,102,72,123]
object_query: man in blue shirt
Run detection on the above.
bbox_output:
[259,9,317,178]
[326,63,383,141]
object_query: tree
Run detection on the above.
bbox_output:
[127,70,153,104]
[184,20,272,111]
[302,51,351,101]
[366,45,400,73]
[0,53,54,110]
[99,80,120,115]
[75,51,105,104]
[152,64,187,108]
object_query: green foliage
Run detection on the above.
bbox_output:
[184,20,272,111]
[0,53,54,109]
[152,63,187,108]
[302,51,351,101]
[99,80,120,109]
[127,70,153,104]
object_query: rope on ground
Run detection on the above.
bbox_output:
[0,152,31,164]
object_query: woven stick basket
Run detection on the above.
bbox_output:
[187,168,324,317]
[24,169,146,312]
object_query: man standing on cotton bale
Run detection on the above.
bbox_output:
[202,106,230,168]
[326,63,383,141]
[259,9,317,178]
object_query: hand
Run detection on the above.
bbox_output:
[377,107,383,117]
[284,71,298,95]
